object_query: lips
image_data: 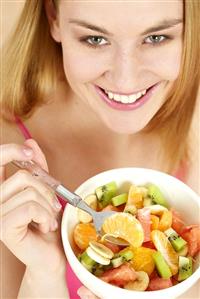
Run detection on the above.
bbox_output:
[95,83,160,112]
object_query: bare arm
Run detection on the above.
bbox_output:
[0,140,69,299]
[18,266,69,299]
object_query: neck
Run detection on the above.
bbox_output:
[28,82,160,171]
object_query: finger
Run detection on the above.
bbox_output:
[1,169,62,211]
[1,201,58,244]
[0,143,33,166]
[0,143,33,184]
[1,187,56,218]
[24,139,49,171]
[77,286,100,299]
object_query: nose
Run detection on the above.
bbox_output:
[104,48,142,92]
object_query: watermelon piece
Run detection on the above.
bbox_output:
[100,263,137,286]
[180,225,200,257]
[171,208,185,235]
[143,241,156,250]
[147,277,173,291]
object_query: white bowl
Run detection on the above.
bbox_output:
[61,168,200,299]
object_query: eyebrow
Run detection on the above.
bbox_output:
[69,19,113,36]
[69,18,183,36]
[141,19,183,35]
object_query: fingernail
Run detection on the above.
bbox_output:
[53,199,62,211]
[23,147,33,156]
[77,289,83,299]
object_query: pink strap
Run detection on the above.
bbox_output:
[15,115,32,140]
[173,160,188,183]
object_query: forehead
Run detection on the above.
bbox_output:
[59,0,183,31]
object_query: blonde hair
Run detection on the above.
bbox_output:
[1,0,62,118]
[145,0,200,172]
[1,0,200,173]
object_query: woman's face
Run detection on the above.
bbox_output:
[50,0,183,134]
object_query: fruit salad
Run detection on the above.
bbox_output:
[73,182,200,291]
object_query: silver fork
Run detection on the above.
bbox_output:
[12,160,116,234]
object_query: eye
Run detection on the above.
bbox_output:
[144,35,169,45]
[81,36,108,47]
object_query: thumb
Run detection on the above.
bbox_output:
[77,286,100,299]
[24,139,49,172]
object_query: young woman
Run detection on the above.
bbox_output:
[1,0,199,298]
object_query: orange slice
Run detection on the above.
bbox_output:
[102,212,144,247]
[73,223,97,250]
[130,246,156,276]
[150,215,159,230]
[127,185,143,209]
[158,210,172,231]
[151,230,178,275]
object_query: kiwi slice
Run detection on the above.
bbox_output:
[93,267,104,277]
[177,245,188,257]
[164,228,187,252]
[152,251,172,279]
[79,251,97,272]
[111,193,128,206]
[111,256,124,268]
[95,181,117,208]
[147,184,168,207]
[178,256,193,281]
[119,249,134,261]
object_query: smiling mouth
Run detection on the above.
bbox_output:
[99,85,154,104]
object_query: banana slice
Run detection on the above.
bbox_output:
[148,204,168,215]
[77,194,97,223]
[138,187,148,198]
[86,246,110,265]
[89,241,114,259]
[124,271,149,291]
[101,233,130,246]
[124,204,137,215]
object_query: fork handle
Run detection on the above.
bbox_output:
[12,160,82,207]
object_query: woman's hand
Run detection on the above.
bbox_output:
[0,139,65,273]
[77,286,100,299]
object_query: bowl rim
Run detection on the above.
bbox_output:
[61,167,200,298]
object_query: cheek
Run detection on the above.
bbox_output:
[144,40,182,81]
[61,42,106,83]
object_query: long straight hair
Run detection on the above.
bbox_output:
[1,0,200,173]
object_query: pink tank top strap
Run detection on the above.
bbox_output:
[173,160,188,183]
[15,115,32,140]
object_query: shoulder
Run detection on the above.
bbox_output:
[0,117,25,178]
[186,93,200,195]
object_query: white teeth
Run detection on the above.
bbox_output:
[121,95,129,104]
[105,88,147,104]
[108,92,114,99]
[113,94,121,102]
[136,92,142,99]
[129,94,137,102]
